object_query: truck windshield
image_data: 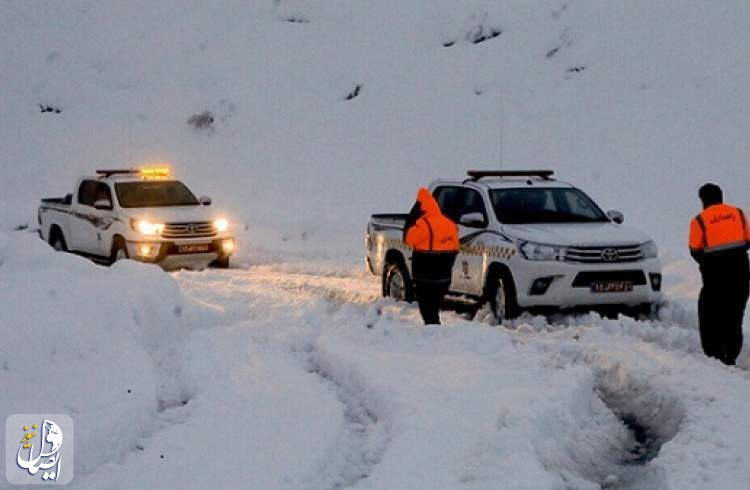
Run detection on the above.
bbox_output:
[489,187,609,224]
[115,181,199,208]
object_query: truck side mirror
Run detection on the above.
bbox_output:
[199,196,212,206]
[94,199,113,210]
[606,210,624,224]
[459,212,486,228]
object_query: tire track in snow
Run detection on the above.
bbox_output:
[176,266,393,489]
[174,264,717,489]
[588,361,683,490]
[516,333,688,490]
[290,276,685,490]
[178,266,398,488]
[293,337,391,489]
[461,346,683,489]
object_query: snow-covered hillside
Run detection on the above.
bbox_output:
[2,1,750,488]
[3,1,749,255]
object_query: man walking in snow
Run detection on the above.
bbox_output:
[689,183,750,365]
[404,188,459,325]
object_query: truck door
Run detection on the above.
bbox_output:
[69,180,98,253]
[89,182,116,257]
[433,186,489,296]
[70,180,114,256]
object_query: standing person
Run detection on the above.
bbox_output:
[689,183,750,365]
[403,188,459,325]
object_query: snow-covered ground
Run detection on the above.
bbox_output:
[2,1,750,488]
[3,231,750,489]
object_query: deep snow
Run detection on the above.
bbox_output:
[2,0,750,488]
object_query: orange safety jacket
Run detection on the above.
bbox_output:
[689,203,750,254]
[405,188,459,252]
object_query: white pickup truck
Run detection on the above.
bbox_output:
[365,170,663,322]
[38,168,235,269]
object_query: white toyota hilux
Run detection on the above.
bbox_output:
[39,168,235,269]
[365,170,663,322]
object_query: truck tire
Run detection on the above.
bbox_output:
[485,270,520,324]
[49,229,67,252]
[111,238,129,264]
[210,257,230,269]
[384,261,414,302]
[631,302,660,320]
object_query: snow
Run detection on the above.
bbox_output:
[2,0,750,488]
[0,232,221,478]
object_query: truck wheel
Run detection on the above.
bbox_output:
[50,233,67,252]
[384,261,414,302]
[486,271,520,324]
[111,239,129,264]
[631,302,660,320]
[210,257,230,269]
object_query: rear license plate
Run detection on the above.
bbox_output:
[591,281,633,293]
[178,243,210,254]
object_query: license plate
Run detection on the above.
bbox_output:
[591,281,633,293]
[178,243,209,253]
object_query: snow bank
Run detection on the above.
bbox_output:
[0,232,221,478]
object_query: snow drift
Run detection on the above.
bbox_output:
[0,232,221,478]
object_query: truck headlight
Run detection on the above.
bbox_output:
[131,219,165,236]
[520,241,564,261]
[641,240,658,259]
[213,218,229,232]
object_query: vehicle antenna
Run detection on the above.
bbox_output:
[127,113,133,165]
[499,90,504,170]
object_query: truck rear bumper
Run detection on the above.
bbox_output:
[513,258,663,308]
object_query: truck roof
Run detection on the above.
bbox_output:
[431,170,574,190]
[85,167,179,184]
[77,175,181,185]
[94,175,180,184]
[473,178,573,189]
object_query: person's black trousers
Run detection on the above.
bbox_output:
[415,280,450,325]
[698,276,749,365]
[411,251,457,326]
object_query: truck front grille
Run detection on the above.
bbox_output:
[564,245,643,264]
[162,221,216,238]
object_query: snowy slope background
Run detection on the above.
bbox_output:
[2,1,750,489]
[2,0,749,256]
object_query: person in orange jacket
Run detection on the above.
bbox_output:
[404,188,459,325]
[689,183,750,365]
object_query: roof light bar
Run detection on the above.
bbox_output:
[96,169,139,177]
[139,167,171,178]
[96,166,172,179]
[466,170,554,181]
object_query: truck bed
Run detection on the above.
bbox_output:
[370,213,408,231]
[40,194,72,207]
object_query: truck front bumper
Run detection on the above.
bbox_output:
[513,257,663,309]
[126,236,235,269]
